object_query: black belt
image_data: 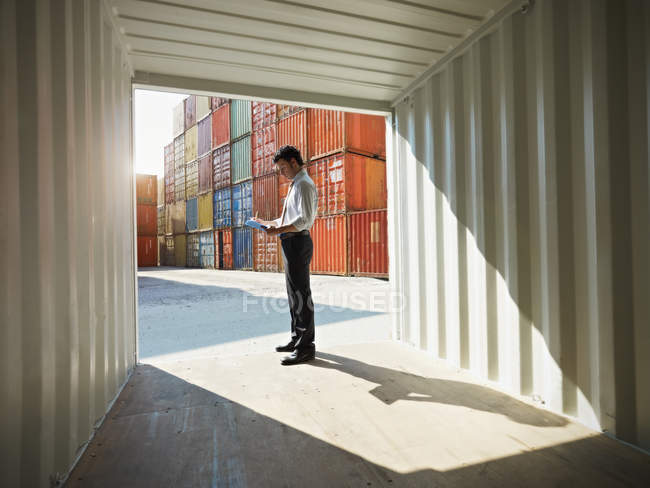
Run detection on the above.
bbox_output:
[279,230,310,240]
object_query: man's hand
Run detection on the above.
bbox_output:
[266,226,282,236]
[252,216,275,228]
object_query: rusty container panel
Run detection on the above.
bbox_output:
[309,214,347,275]
[174,165,185,202]
[185,159,199,199]
[197,116,212,157]
[348,210,388,277]
[136,204,157,236]
[253,230,279,272]
[198,192,213,231]
[184,95,196,130]
[186,197,198,232]
[252,173,278,221]
[251,125,277,177]
[171,201,186,234]
[137,236,157,267]
[174,134,185,170]
[173,101,185,137]
[199,230,215,269]
[277,105,302,120]
[164,236,175,266]
[185,125,198,163]
[164,204,173,235]
[308,109,386,160]
[216,229,233,270]
[321,152,387,214]
[211,97,229,110]
[277,110,307,162]
[231,135,251,184]
[164,142,174,204]
[252,101,277,131]
[211,104,230,149]
[212,145,231,190]
[278,173,291,211]
[198,154,212,194]
[186,232,200,268]
[230,99,251,140]
[165,176,174,205]
[196,95,211,122]
[306,159,328,216]
[174,234,187,267]
[157,205,165,235]
[136,174,157,205]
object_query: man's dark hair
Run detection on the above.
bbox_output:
[273,145,304,166]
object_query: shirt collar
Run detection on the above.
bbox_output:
[291,167,307,185]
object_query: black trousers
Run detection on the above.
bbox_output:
[281,234,315,353]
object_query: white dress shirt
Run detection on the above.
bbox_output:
[273,168,318,231]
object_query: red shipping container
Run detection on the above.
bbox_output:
[137,236,157,267]
[251,125,277,177]
[348,210,388,277]
[252,173,278,221]
[278,173,291,211]
[184,95,196,131]
[277,111,307,162]
[306,159,328,216]
[212,145,231,190]
[321,152,387,214]
[308,109,386,160]
[310,214,347,275]
[198,154,212,194]
[136,204,157,236]
[252,101,277,131]
[136,174,157,205]
[211,104,230,149]
[216,229,233,270]
[211,97,229,110]
[253,230,279,272]
[277,105,302,120]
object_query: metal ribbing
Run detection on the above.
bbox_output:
[390,0,650,451]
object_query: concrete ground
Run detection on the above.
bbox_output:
[66,269,650,487]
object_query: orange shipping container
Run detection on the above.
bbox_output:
[320,152,387,214]
[310,214,347,275]
[348,210,388,277]
[136,174,157,205]
[278,174,291,211]
[306,159,328,216]
[137,204,157,236]
[137,236,157,267]
[253,230,279,272]
[252,101,277,131]
[277,111,307,162]
[216,229,233,270]
[308,109,386,161]
[253,173,278,221]
[211,104,230,149]
[251,125,277,177]
[277,105,302,120]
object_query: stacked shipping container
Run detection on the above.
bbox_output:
[136,174,158,267]
[158,96,388,277]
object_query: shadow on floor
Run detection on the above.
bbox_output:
[66,363,650,488]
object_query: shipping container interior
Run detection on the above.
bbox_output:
[4,1,650,486]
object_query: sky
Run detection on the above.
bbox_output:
[134,89,187,176]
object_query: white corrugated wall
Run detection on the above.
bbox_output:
[0,0,136,485]
[389,0,649,451]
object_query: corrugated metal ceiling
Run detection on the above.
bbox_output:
[109,0,510,106]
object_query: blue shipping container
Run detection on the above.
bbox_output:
[185,197,198,232]
[199,231,215,268]
[186,232,200,267]
[213,187,232,229]
[232,181,252,227]
[233,226,253,269]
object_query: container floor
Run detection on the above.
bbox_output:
[66,270,650,487]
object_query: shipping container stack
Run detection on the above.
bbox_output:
[212,96,233,270]
[136,174,158,267]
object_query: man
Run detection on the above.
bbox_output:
[252,145,318,365]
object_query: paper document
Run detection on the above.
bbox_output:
[245,220,268,232]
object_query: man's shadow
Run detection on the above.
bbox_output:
[310,351,568,428]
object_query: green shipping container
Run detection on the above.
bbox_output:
[185,159,199,199]
[174,234,187,267]
[231,135,251,184]
[230,99,251,140]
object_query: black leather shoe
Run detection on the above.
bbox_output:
[281,349,315,365]
[275,342,296,352]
